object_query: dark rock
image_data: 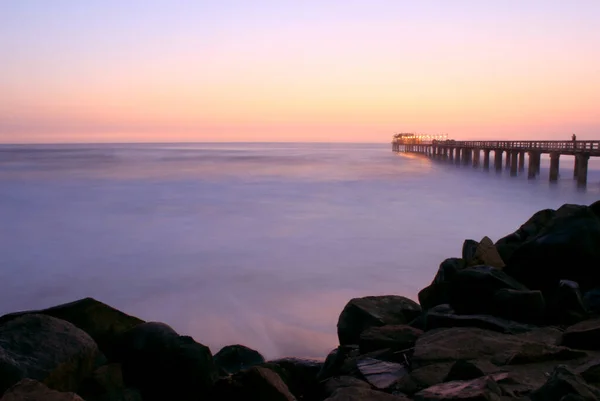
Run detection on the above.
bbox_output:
[547,280,588,325]
[529,365,600,401]
[433,258,466,285]
[418,283,450,311]
[0,298,143,361]
[0,314,99,396]
[322,376,370,397]
[495,343,586,365]
[214,344,265,374]
[356,357,408,390]
[575,359,600,384]
[583,288,600,314]
[324,387,410,401]
[491,288,546,324]
[0,379,85,401]
[462,240,479,264]
[424,306,537,334]
[359,325,422,354]
[413,374,507,401]
[410,363,455,390]
[495,208,556,262]
[447,265,528,315]
[473,237,505,269]
[117,322,217,401]
[211,366,295,401]
[264,358,322,401]
[444,361,486,382]
[337,296,421,345]
[317,346,360,381]
[503,204,600,295]
[562,317,600,350]
[78,363,142,401]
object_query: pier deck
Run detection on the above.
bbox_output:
[392,135,600,185]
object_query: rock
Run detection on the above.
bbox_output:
[547,280,588,325]
[414,374,508,401]
[0,298,143,361]
[325,387,410,401]
[214,344,265,374]
[444,361,486,382]
[491,288,546,324]
[0,379,84,401]
[337,296,421,345]
[462,240,479,264]
[583,288,600,314]
[117,322,217,401]
[356,357,408,390]
[562,317,600,350]
[424,306,536,334]
[495,208,556,262]
[263,358,322,401]
[575,359,600,384]
[432,258,466,285]
[410,363,455,389]
[503,204,600,295]
[529,365,600,401]
[78,363,141,401]
[474,237,505,269]
[0,314,99,396]
[322,376,371,397]
[494,343,586,365]
[419,259,466,311]
[211,366,296,401]
[359,325,422,354]
[447,265,528,315]
[317,346,360,381]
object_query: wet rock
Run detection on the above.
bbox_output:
[433,258,466,285]
[214,344,265,374]
[424,307,536,334]
[78,363,141,401]
[447,265,528,315]
[419,259,465,311]
[493,342,586,365]
[118,322,217,401]
[503,204,600,295]
[562,317,600,350]
[325,387,410,401]
[211,366,295,401]
[410,363,455,389]
[337,296,421,345]
[356,357,408,390]
[529,365,600,401]
[575,359,600,384]
[491,288,546,324]
[0,314,99,396]
[322,376,370,397]
[462,240,479,265]
[413,374,507,401]
[0,298,143,361]
[0,379,84,401]
[359,325,422,354]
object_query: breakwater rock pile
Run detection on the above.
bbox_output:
[2,202,600,401]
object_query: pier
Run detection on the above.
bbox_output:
[392,133,600,186]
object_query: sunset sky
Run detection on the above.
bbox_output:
[1,1,599,143]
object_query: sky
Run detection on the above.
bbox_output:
[1,1,599,143]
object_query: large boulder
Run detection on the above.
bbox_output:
[262,358,322,401]
[503,204,600,294]
[413,374,507,401]
[78,363,141,401]
[0,379,85,401]
[211,366,296,401]
[317,346,360,381]
[0,298,144,360]
[359,325,422,354]
[447,265,528,315]
[495,208,556,262]
[322,376,370,398]
[418,258,466,311]
[214,344,265,375]
[546,280,588,325]
[324,387,410,401]
[337,296,421,345]
[356,357,408,390]
[491,288,546,324]
[0,314,99,396]
[117,322,217,401]
[561,317,600,350]
[529,365,600,401]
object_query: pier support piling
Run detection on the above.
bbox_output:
[549,153,560,182]
[494,150,503,172]
[528,151,541,179]
[576,154,590,186]
[473,149,480,168]
[483,150,490,170]
[518,151,525,171]
[510,151,518,176]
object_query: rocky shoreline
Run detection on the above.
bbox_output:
[2,201,600,401]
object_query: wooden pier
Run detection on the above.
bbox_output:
[392,134,600,186]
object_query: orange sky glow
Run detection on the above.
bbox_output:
[1,1,599,143]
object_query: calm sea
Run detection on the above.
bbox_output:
[1,142,599,359]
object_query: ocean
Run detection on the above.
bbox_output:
[1,142,599,359]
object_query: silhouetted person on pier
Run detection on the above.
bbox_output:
[572,133,577,141]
